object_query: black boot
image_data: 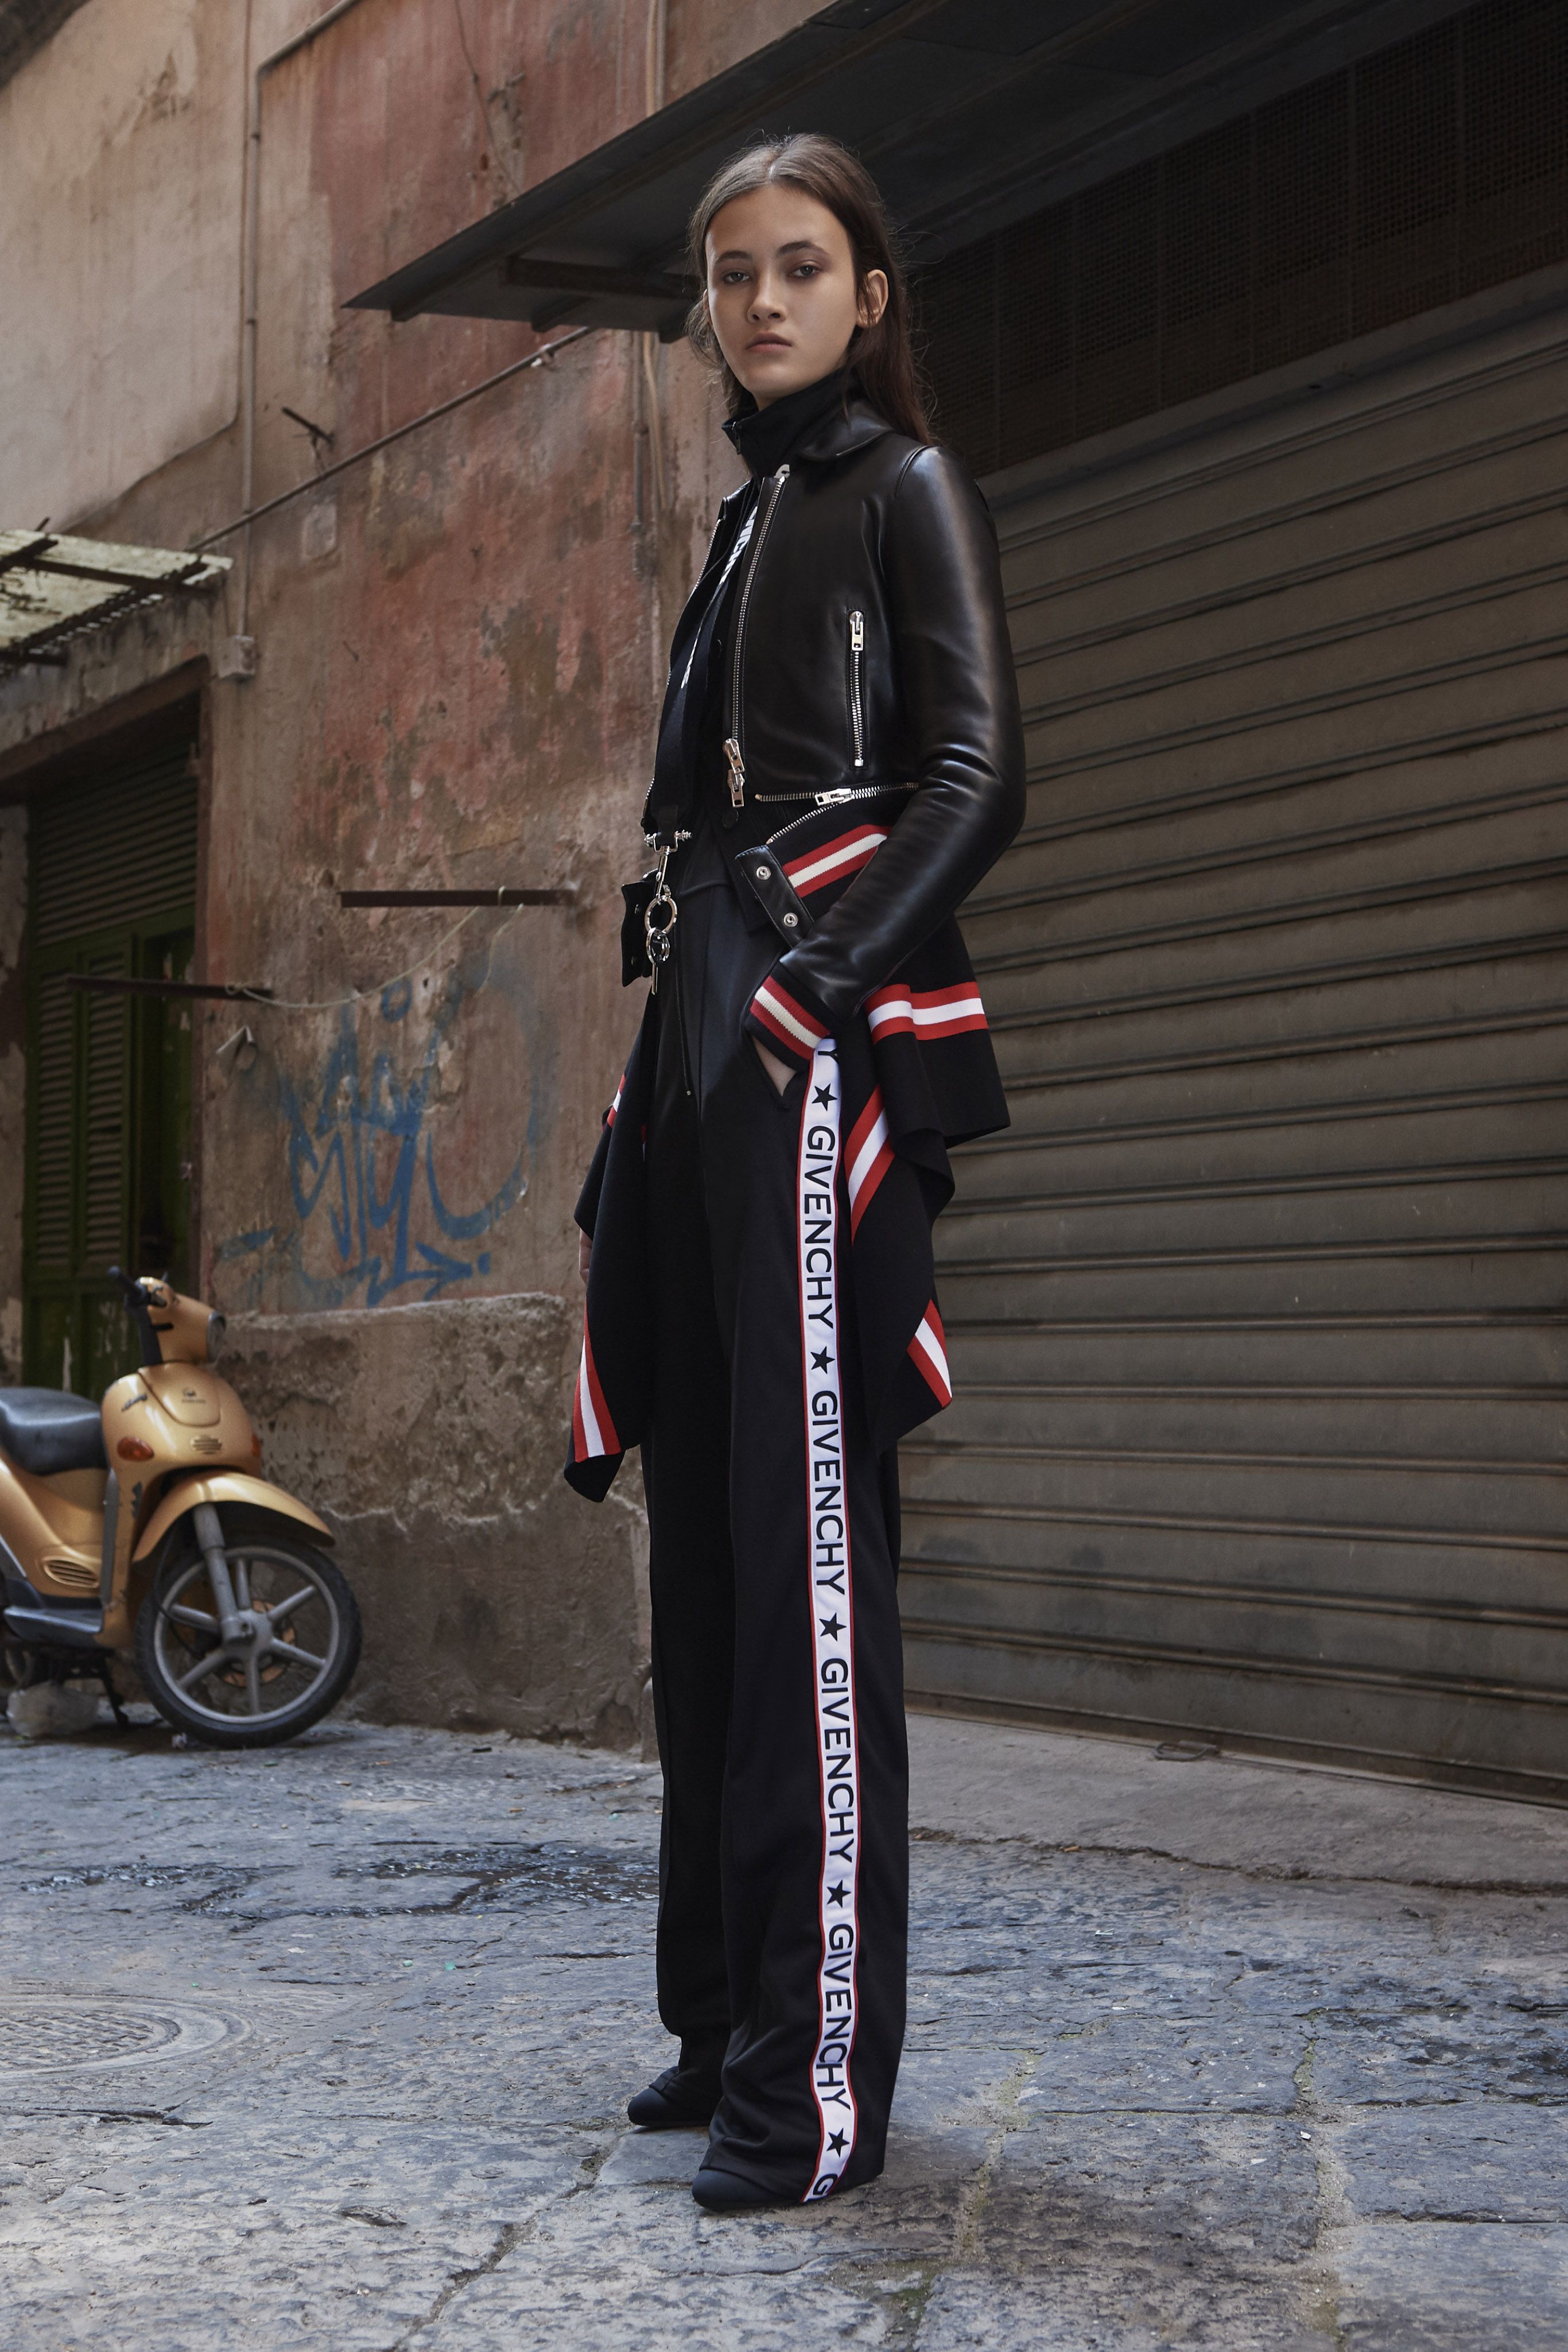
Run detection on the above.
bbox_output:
[627,2061,721,2129]
[690,2164,791,2212]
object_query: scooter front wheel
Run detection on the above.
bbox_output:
[135,1515,362,1748]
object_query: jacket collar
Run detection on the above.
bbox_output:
[723,368,893,482]
[792,394,895,466]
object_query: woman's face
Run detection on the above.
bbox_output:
[704,184,887,408]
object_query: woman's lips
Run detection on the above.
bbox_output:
[748,337,790,351]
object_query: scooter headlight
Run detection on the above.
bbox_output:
[206,1312,227,1363]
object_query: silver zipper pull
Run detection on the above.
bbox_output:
[723,737,746,808]
[848,609,865,769]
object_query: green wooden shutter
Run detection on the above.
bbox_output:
[24,735,199,1395]
[30,968,74,1276]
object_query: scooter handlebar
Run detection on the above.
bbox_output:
[107,1267,164,1369]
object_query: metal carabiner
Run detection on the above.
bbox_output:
[644,843,678,995]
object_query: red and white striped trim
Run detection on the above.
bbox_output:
[605,1069,626,1127]
[908,1302,952,1407]
[865,982,989,1042]
[571,1310,620,1462]
[845,1088,893,1238]
[751,976,829,1059]
[784,825,888,899]
[796,1037,861,2202]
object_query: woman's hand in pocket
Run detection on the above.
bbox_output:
[754,1038,793,1095]
[578,1230,592,1285]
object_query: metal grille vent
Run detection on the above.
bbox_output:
[39,1559,96,1593]
[918,0,1568,475]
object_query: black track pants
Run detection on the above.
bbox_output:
[641,882,908,2200]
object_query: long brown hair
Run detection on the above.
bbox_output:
[685,134,932,445]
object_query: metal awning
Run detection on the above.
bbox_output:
[347,0,1383,336]
[0,531,229,669]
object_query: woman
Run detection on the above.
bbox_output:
[566,134,1024,2210]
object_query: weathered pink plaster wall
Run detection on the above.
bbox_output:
[0,0,815,1734]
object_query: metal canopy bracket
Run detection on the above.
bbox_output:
[0,530,230,670]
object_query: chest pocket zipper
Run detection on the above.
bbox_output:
[762,781,916,849]
[848,610,865,770]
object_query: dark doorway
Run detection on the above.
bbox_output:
[24,723,200,1397]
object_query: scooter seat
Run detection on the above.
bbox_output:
[0,1388,106,1477]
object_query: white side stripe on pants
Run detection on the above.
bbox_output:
[796,1036,861,2199]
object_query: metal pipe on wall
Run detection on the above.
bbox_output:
[237,0,374,638]
[641,0,670,519]
[641,0,670,692]
[193,328,593,551]
[645,0,667,112]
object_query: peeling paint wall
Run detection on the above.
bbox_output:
[0,0,816,1737]
[0,0,246,525]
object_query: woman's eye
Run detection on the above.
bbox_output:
[793,264,820,280]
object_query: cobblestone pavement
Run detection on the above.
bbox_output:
[3,1706,1566,2350]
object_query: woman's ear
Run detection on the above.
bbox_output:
[857,269,889,330]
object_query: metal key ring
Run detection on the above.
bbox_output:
[644,885,677,958]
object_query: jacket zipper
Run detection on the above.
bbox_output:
[722,464,789,808]
[762,782,917,848]
[848,610,865,769]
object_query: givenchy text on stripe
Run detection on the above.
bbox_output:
[797,1036,861,2198]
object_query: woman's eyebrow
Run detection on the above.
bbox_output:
[712,238,830,265]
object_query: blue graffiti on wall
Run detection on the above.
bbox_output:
[272,971,523,1305]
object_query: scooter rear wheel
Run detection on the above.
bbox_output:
[135,1513,361,1748]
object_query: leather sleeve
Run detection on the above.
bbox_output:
[743,445,1025,1056]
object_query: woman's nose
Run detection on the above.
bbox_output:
[748,275,784,319]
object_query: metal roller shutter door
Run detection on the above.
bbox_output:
[901,301,1568,1801]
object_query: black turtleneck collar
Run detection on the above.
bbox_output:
[723,366,859,479]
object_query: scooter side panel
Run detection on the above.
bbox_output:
[0,1454,102,1594]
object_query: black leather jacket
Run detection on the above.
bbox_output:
[647,395,1026,1041]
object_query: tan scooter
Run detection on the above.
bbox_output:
[0,1270,360,1747]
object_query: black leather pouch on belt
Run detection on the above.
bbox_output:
[732,846,816,943]
[622,849,813,983]
[620,874,658,985]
